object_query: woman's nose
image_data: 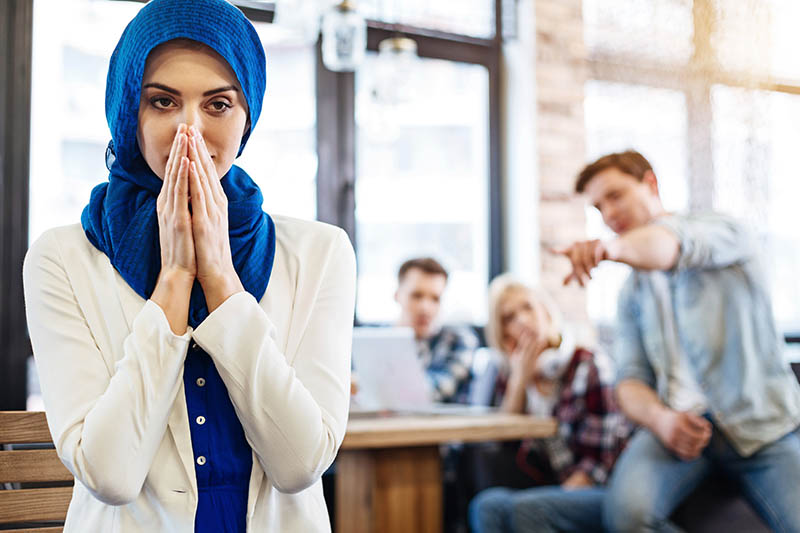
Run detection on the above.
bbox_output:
[178,110,203,137]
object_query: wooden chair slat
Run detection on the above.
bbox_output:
[0,486,72,524]
[0,412,52,444]
[0,526,64,533]
[0,449,73,483]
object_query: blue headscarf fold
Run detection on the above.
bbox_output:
[81,0,275,328]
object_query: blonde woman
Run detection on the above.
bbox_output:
[469,275,632,533]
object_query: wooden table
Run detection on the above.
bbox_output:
[335,413,557,533]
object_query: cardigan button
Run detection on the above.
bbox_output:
[196,416,206,426]
[196,377,206,387]
[196,456,207,466]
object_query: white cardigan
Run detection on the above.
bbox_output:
[23,215,356,532]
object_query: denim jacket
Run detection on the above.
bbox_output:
[614,212,800,456]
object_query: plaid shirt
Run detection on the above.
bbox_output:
[417,325,479,404]
[492,348,633,485]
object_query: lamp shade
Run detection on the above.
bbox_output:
[321,0,366,72]
[375,36,419,104]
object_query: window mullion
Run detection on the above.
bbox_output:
[0,0,33,410]
[315,40,357,248]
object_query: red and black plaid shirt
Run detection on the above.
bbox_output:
[492,348,633,485]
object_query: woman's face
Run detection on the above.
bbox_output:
[137,41,249,180]
[498,289,552,354]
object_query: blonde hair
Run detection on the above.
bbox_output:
[485,274,563,355]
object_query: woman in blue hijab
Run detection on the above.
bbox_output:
[23,1,356,531]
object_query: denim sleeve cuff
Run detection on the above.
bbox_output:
[652,216,689,270]
[615,366,656,389]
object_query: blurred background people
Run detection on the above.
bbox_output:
[395,257,480,404]
[558,150,800,532]
[468,275,632,533]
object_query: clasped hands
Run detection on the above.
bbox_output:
[155,123,243,312]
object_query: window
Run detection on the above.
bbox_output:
[583,0,693,66]
[355,54,490,323]
[29,0,143,244]
[583,0,800,344]
[711,86,800,331]
[236,24,317,219]
[361,0,496,38]
[712,0,800,81]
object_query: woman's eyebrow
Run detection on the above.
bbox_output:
[142,82,180,95]
[140,83,239,97]
[203,85,239,96]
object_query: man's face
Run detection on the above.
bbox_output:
[584,167,661,234]
[395,268,447,339]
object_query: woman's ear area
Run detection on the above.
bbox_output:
[243,117,251,138]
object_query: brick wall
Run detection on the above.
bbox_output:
[534,0,590,328]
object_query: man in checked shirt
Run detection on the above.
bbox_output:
[394,257,480,404]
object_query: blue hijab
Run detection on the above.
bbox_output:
[81,0,275,328]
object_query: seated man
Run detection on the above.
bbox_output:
[557,150,800,532]
[395,257,479,404]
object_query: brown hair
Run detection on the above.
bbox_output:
[397,257,448,283]
[575,150,654,193]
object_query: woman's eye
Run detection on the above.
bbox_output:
[151,97,173,109]
[210,100,232,112]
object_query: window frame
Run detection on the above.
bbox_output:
[0,0,33,411]
[587,0,800,211]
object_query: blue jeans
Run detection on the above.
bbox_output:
[469,485,606,533]
[604,426,800,532]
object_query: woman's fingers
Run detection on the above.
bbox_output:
[519,330,537,357]
[164,127,180,179]
[190,127,227,204]
[190,127,214,173]
[188,135,216,210]
[174,156,190,216]
[165,124,188,179]
[159,132,181,209]
[164,133,187,205]
[157,157,172,213]
[188,160,208,218]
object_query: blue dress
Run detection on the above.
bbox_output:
[184,342,252,532]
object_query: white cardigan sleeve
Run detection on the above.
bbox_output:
[191,228,356,494]
[23,229,192,506]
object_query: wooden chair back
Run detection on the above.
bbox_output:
[0,411,72,533]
